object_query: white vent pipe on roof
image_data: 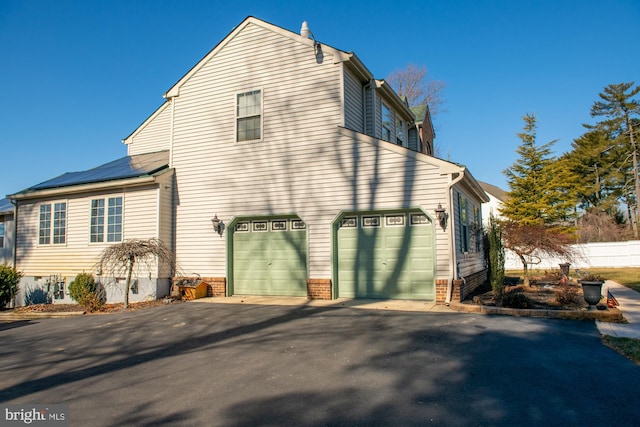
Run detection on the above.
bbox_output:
[300,21,311,38]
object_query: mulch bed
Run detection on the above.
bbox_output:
[5,299,181,315]
[464,281,591,311]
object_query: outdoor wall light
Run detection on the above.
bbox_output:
[211,214,224,236]
[435,203,448,230]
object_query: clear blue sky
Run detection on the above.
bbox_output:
[1,0,639,199]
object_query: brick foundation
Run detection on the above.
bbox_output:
[307,278,332,300]
[172,277,227,298]
[435,269,489,304]
[435,279,449,304]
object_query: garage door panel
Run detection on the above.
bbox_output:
[337,211,435,300]
[233,219,307,297]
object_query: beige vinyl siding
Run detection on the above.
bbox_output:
[16,185,161,277]
[173,125,453,278]
[126,102,172,156]
[169,22,342,273]
[343,67,364,132]
[129,19,463,283]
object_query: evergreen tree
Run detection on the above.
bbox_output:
[501,113,574,226]
[561,127,625,214]
[590,82,640,237]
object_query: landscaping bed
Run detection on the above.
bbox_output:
[4,299,179,315]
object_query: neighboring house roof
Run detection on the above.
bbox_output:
[410,105,427,121]
[0,198,13,214]
[478,181,507,202]
[10,151,170,198]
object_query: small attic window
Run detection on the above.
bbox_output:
[236,89,262,142]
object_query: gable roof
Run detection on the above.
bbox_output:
[125,17,418,144]
[10,151,170,199]
[478,181,507,202]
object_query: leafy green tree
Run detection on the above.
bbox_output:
[590,82,640,237]
[501,113,574,226]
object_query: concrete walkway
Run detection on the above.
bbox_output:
[193,295,454,313]
[596,280,640,339]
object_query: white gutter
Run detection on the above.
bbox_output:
[445,170,465,305]
[9,174,161,201]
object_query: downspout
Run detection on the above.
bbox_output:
[445,170,465,305]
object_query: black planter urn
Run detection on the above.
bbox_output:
[580,280,604,308]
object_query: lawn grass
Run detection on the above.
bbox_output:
[603,336,640,365]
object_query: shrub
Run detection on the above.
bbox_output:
[0,264,22,308]
[485,216,505,299]
[69,272,104,312]
[555,285,582,306]
[500,289,534,309]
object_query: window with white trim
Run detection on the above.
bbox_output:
[458,194,469,253]
[90,196,123,243]
[0,220,4,248]
[382,103,392,142]
[396,118,406,146]
[236,89,262,142]
[39,202,66,245]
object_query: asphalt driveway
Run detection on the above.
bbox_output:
[1,301,638,426]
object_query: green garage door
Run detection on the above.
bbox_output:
[233,218,308,296]
[337,211,435,300]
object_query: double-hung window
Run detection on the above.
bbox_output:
[458,194,469,253]
[236,89,262,142]
[382,103,392,142]
[0,220,4,248]
[39,202,66,245]
[90,196,123,243]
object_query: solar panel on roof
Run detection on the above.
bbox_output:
[27,151,169,192]
[0,198,13,212]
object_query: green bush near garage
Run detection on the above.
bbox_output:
[69,272,105,312]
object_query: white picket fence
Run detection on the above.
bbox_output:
[505,240,640,270]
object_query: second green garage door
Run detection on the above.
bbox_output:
[232,217,308,296]
[336,210,435,300]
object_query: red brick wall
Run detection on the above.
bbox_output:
[435,269,489,304]
[307,279,332,300]
[435,279,449,304]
